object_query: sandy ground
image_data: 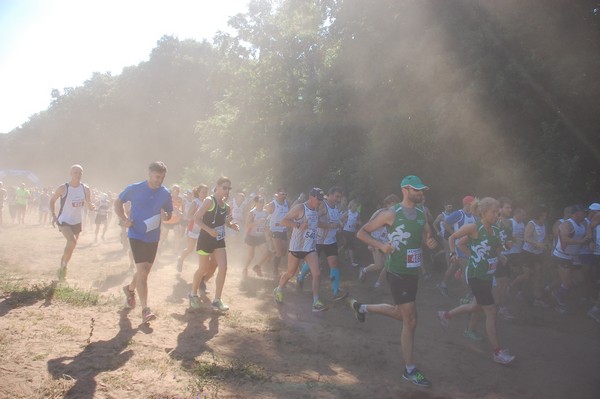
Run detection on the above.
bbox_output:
[1,212,600,399]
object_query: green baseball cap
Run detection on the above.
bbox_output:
[400,175,429,190]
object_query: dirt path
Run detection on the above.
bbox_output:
[1,215,599,398]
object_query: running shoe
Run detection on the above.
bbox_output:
[176,257,183,272]
[358,268,367,283]
[437,311,449,330]
[312,300,328,312]
[273,287,283,304]
[533,298,550,308]
[142,307,157,323]
[253,264,263,277]
[402,368,432,388]
[188,293,200,309]
[123,285,136,309]
[350,299,365,323]
[436,282,448,297]
[58,265,67,282]
[493,349,515,365]
[587,308,600,323]
[463,328,484,341]
[332,289,348,301]
[498,306,515,321]
[212,299,229,312]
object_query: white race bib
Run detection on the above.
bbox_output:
[215,225,225,241]
[487,257,498,275]
[406,248,422,268]
[144,214,161,232]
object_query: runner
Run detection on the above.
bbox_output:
[340,199,361,267]
[586,203,600,322]
[358,194,400,285]
[273,188,327,312]
[94,193,111,242]
[436,195,477,297]
[551,205,590,313]
[49,165,95,281]
[350,176,438,388]
[433,202,454,275]
[265,188,289,277]
[38,187,51,225]
[0,181,6,225]
[494,197,515,321]
[242,195,271,278]
[115,161,173,323]
[514,205,550,307]
[188,177,239,312]
[177,184,208,272]
[15,183,31,224]
[437,197,516,365]
[315,186,347,301]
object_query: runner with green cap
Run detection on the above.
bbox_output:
[350,175,438,388]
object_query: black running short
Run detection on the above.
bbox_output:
[468,278,494,306]
[290,250,314,260]
[245,234,266,247]
[552,255,578,270]
[129,238,159,264]
[59,222,82,236]
[522,250,544,267]
[386,272,418,305]
[317,242,338,257]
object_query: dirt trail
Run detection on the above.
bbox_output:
[1,215,599,398]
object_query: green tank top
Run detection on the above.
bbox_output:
[466,222,501,281]
[385,204,426,275]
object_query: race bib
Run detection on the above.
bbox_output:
[144,214,161,232]
[215,225,225,241]
[487,257,498,275]
[304,229,316,240]
[406,248,422,268]
[72,199,85,208]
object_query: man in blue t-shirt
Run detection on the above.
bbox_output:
[115,161,173,323]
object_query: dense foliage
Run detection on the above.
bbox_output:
[1,0,598,213]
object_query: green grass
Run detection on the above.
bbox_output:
[0,276,102,307]
[193,354,268,382]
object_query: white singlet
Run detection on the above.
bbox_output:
[553,218,585,260]
[522,220,546,255]
[343,209,359,232]
[269,200,288,233]
[57,183,87,225]
[317,201,340,245]
[289,203,319,252]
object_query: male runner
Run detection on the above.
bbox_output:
[274,188,327,312]
[265,188,290,277]
[115,161,173,323]
[50,165,95,281]
[351,175,438,388]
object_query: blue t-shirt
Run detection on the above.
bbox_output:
[119,181,173,243]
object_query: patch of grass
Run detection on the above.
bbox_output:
[55,324,77,336]
[34,374,76,399]
[0,275,102,307]
[193,354,267,382]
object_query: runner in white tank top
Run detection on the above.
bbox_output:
[265,188,290,277]
[274,188,327,312]
[49,165,95,281]
[551,205,591,313]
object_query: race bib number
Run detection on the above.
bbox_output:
[144,214,161,232]
[487,257,498,275]
[215,225,225,241]
[406,248,422,268]
[72,200,85,208]
[304,229,316,240]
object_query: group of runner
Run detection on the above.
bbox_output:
[14,162,600,389]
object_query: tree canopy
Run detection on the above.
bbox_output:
[1,0,598,212]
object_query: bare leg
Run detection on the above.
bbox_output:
[129,262,153,309]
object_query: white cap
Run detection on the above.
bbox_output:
[589,203,600,211]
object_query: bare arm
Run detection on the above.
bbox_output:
[558,221,587,247]
[356,209,395,254]
[194,197,218,238]
[448,224,477,263]
[422,222,438,250]
[49,184,66,225]
[281,203,306,230]
[114,198,133,228]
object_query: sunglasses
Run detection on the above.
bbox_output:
[221,186,232,191]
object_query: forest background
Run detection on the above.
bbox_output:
[1,0,599,214]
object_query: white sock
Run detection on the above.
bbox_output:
[405,364,416,374]
[359,304,368,313]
